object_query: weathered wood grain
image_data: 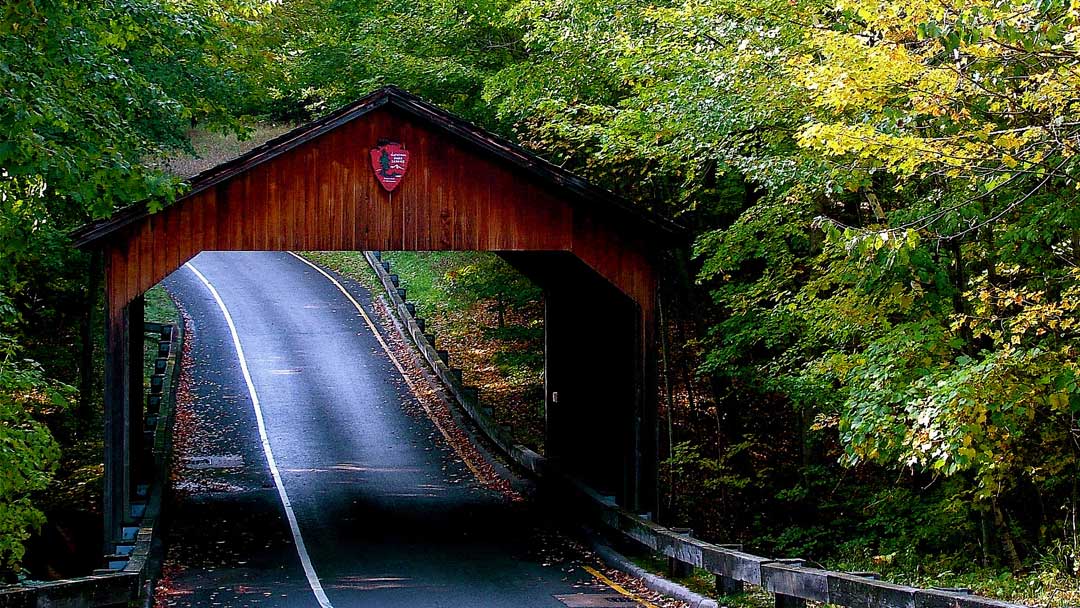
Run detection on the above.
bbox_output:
[761,564,830,603]
[828,573,918,608]
[93,106,662,325]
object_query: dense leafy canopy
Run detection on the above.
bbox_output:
[1,0,252,577]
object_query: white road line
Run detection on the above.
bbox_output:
[185,261,334,608]
[285,252,488,482]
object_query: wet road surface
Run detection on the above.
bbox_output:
[156,251,604,608]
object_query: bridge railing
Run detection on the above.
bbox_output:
[565,477,1028,608]
[364,250,1037,608]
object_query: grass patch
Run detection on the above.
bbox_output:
[145,283,177,324]
[142,284,178,389]
[380,252,545,451]
[627,552,773,607]
[824,553,1080,607]
[308,250,547,452]
[381,251,461,317]
[300,251,382,292]
[153,123,296,178]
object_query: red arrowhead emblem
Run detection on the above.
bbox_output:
[370,141,409,192]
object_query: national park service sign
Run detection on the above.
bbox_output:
[370,141,409,192]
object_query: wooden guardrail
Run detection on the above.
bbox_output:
[363,251,546,475]
[362,250,1038,608]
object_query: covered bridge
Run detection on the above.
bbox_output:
[72,86,685,548]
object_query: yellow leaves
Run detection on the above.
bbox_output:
[796,122,930,177]
[995,132,1023,150]
[959,273,1080,350]
[787,0,1076,189]
[1047,391,1070,410]
[791,29,922,114]
[834,0,949,37]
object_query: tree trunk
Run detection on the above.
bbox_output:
[993,499,1023,571]
[658,285,676,519]
[78,250,102,423]
[1071,474,1078,574]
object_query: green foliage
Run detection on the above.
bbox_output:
[0,0,258,575]
[445,256,542,328]
[262,0,1080,584]
[243,0,521,121]
[0,333,69,575]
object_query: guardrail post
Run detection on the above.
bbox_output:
[715,544,745,596]
[668,528,694,579]
[772,559,806,608]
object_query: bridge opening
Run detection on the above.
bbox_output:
[135,249,647,605]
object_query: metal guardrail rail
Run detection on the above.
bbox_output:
[362,250,1038,608]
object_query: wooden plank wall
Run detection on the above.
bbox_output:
[102,106,658,325]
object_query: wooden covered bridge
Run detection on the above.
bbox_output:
[72,86,685,548]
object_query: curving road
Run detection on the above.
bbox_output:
[156,251,615,608]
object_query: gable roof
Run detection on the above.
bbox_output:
[71,86,685,248]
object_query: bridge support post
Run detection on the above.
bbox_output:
[717,574,745,596]
[128,295,146,497]
[103,295,132,550]
[543,275,655,511]
[500,250,660,514]
[772,559,808,608]
[635,303,658,517]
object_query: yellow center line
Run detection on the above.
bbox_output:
[583,565,661,608]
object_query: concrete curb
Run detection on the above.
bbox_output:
[588,535,720,608]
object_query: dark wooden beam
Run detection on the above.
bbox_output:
[127,295,145,496]
[102,295,130,549]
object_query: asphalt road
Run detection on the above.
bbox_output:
[156,251,606,608]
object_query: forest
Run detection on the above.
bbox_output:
[2,0,1079,603]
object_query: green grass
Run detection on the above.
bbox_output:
[305,250,548,452]
[824,552,1080,607]
[381,251,463,318]
[627,546,1080,608]
[145,283,177,324]
[142,284,179,388]
[299,251,382,292]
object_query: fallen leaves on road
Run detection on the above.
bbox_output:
[369,294,522,502]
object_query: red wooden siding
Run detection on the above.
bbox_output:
[102,106,658,323]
